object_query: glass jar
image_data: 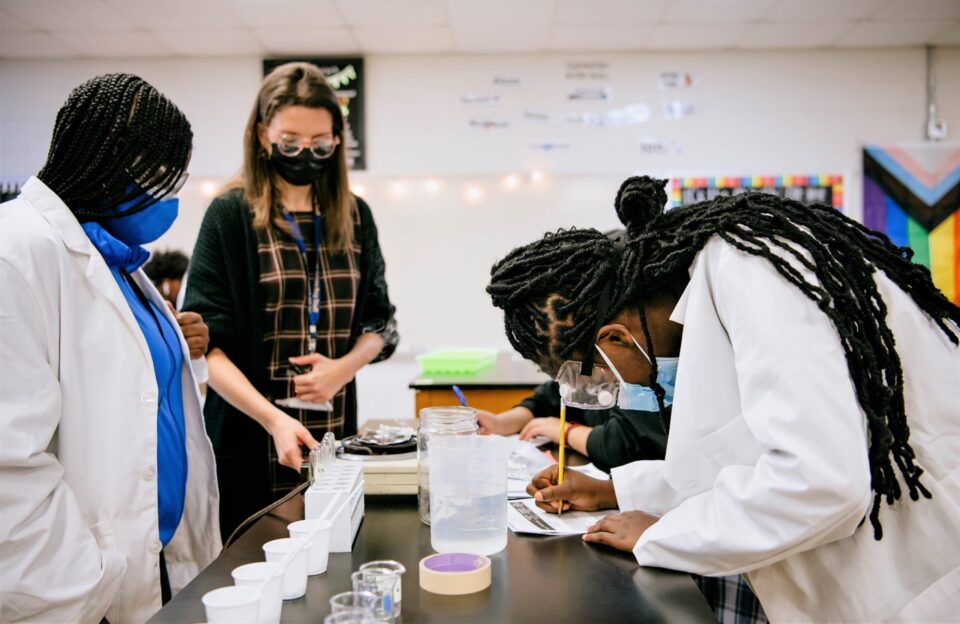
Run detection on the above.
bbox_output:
[417,406,478,525]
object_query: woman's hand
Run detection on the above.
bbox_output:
[582,511,659,552]
[519,417,563,444]
[526,465,618,514]
[267,413,319,469]
[166,302,209,359]
[289,353,354,404]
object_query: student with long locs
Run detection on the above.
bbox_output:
[184,62,398,539]
[0,74,219,623]
[488,177,960,623]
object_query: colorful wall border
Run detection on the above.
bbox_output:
[670,175,844,210]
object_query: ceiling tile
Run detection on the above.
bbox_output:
[448,0,555,27]
[764,0,891,22]
[931,21,960,44]
[0,31,79,57]
[102,0,243,30]
[221,0,343,29]
[151,29,264,56]
[875,0,960,20]
[554,0,668,25]
[548,24,657,51]
[253,28,359,55]
[645,23,750,49]
[449,0,554,51]
[336,0,447,26]
[2,0,133,32]
[834,20,949,47]
[453,24,551,52]
[0,8,35,32]
[352,27,453,53]
[51,30,177,57]
[738,21,853,48]
[660,0,780,23]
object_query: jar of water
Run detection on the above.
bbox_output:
[417,406,478,525]
[429,435,511,555]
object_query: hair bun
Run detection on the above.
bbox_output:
[615,176,668,230]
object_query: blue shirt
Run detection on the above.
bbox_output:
[82,223,188,546]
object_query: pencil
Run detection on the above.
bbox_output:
[558,402,566,515]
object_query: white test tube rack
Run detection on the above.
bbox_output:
[304,463,364,553]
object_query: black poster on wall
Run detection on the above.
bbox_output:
[263,57,366,170]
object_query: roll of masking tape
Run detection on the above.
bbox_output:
[419,553,491,595]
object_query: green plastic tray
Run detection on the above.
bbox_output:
[416,349,497,376]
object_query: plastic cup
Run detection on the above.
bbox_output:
[358,560,406,617]
[287,519,333,575]
[329,590,378,615]
[231,562,283,624]
[201,585,261,624]
[351,568,400,621]
[262,538,308,600]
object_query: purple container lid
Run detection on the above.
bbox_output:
[422,553,488,573]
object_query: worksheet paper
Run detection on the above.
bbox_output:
[508,498,610,536]
[508,463,608,500]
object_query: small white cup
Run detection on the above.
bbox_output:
[201,585,261,624]
[231,562,283,624]
[262,538,308,600]
[287,519,333,576]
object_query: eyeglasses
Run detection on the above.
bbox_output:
[271,133,340,160]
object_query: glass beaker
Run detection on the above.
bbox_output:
[429,435,511,556]
[417,406,478,525]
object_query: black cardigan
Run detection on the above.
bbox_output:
[519,381,667,472]
[183,189,398,452]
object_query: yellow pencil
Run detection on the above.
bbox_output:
[558,402,566,515]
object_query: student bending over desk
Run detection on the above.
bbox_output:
[487,176,960,623]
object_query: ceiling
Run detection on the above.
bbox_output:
[1,0,958,58]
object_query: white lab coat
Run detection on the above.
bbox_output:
[612,236,960,623]
[0,178,221,623]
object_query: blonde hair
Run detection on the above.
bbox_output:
[236,62,355,251]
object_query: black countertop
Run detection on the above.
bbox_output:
[409,352,550,390]
[149,494,716,624]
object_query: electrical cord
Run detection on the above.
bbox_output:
[222,480,311,549]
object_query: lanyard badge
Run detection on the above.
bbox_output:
[283,212,322,354]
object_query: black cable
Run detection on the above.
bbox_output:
[223,481,310,549]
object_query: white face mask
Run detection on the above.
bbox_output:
[595,335,678,412]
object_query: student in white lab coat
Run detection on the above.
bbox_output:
[0,74,220,623]
[488,177,960,623]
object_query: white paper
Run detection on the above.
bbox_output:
[569,462,609,481]
[506,437,555,480]
[460,93,500,104]
[274,397,333,411]
[508,498,609,535]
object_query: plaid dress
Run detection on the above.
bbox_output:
[257,210,361,496]
[694,574,768,624]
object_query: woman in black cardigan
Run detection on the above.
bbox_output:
[184,62,398,537]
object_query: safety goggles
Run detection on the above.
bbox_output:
[555,357,619,410]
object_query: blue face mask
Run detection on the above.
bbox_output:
[103,191,179,246]
[596,335,678,412]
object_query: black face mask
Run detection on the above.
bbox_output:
[269,144,328,186]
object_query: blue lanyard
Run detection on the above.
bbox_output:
[282,212,322,353]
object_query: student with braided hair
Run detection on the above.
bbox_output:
[489,177,960,623]
[0,74,220,623]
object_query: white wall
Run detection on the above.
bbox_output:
[2,48,959,354]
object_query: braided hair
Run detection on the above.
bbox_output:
[37,73,192,222]
[488,176,960,539]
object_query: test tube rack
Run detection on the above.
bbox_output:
[304,463,364,553]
